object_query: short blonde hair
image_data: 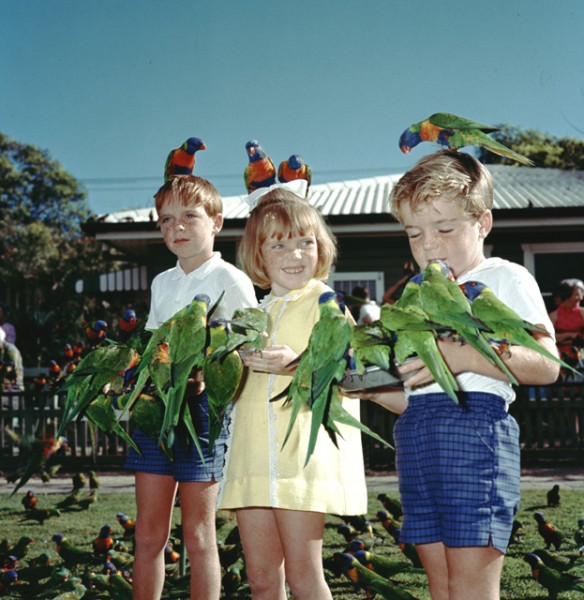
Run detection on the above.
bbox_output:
[239,189,337,289]
[154,175,222,217]
[389,150,493,222]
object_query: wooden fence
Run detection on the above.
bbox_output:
[1,383,583,473]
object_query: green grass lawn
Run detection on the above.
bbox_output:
[1,486,583,598]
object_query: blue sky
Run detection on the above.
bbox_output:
[2,0,584,215]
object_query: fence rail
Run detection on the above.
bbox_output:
[1,383,583,473]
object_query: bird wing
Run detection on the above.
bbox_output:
[428,112,498,132]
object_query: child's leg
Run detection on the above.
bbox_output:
[237,507,287,600]
[416,542,449,600]
[133,472,178,600]
[417,543,503,600]
[274,508,333,600]
[178,481,222,600]
[445,546,504,600]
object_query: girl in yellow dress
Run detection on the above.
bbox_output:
[218,182,367,600]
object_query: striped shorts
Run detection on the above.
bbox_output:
[124,393,231,483]
[393,392,520,554]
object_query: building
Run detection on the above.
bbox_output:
[82,165,584,310]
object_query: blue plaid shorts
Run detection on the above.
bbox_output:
[124,393,231,483]
[394,392,520,554]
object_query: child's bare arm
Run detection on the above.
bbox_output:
[242,345,298,376]
[430,332,561,386]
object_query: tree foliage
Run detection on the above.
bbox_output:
[0,132,113,364]
[478,125,584,169]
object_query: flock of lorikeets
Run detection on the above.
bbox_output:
[3,480,584,598]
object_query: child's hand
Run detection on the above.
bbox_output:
[242,345,298,376]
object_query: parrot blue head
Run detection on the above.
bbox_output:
[523,553,543,568]
[103,560,118,575]
[533,511,545,522]
[288,154,304,170]
[183,137,206,154]
[209,317,230,332]
[94,320,108,332]
[425,259,453,280]
[52,533,65,544]
[460,280,486,302]
[376,509,389,521]
[122,309,136,322]
[399,127,422,154]
[193,293,211,308]
[409,273,424,285]
[346,539,365,553]
[99,525,112,536]
[353,550,370,566]
[318,291,338,306]
[245,140,266,162]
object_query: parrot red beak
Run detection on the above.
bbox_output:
[200,143,206,150]
[401,145,411,154]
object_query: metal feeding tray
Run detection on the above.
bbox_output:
[339,366,402,392]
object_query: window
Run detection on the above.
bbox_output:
[327,271,385,304]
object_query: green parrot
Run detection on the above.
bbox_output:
[282,291,389,465]
[57,342,139,437]
[52,533,96,567]
[203,318,244,449]
[399,112,534,166]
[329,552,419,599]
[350,322,392,372]
[161,294,210,451]
[281,291,350,462]
[418,261,519,385]
[532,548,579,572]
[353,549,424,578]
[523,553,584,599]
[85,394,140,454]
[460,280,579,376]
[113,392,171,459]
[209,306,269,360]
[380,303,459,403]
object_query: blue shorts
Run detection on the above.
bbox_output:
[393,392,520,554]
[124,393,231,483]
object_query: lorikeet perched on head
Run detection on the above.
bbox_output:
[277,154,312,188]
[399,112,534,166]
[164,137,206,182]
[243,139,276,193]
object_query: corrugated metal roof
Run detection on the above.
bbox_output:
[97,166,584,224]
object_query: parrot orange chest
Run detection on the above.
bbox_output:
[420,120,443,142]
[171,149,195,170]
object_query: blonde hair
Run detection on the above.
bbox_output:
[389,150,493,222]
[154,175,222,217]
[239,189,337,289]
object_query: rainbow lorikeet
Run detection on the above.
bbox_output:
[243,139,276,193]
[277,154,312,187]
[523,553,584,598]
[164,137,206,182]
[399,112,534,166]
[203,318,244,449]
[85,320,108,345]
[460,280,578,376]
[281,291,389,465]
[417,260,519,385]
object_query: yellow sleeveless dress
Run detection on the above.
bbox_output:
[218,279,368,515]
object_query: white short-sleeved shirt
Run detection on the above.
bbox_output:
[407,257,554,404]
[146,252,257,329]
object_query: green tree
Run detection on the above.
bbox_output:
[478,125,584,169]
[0,132,114,365]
